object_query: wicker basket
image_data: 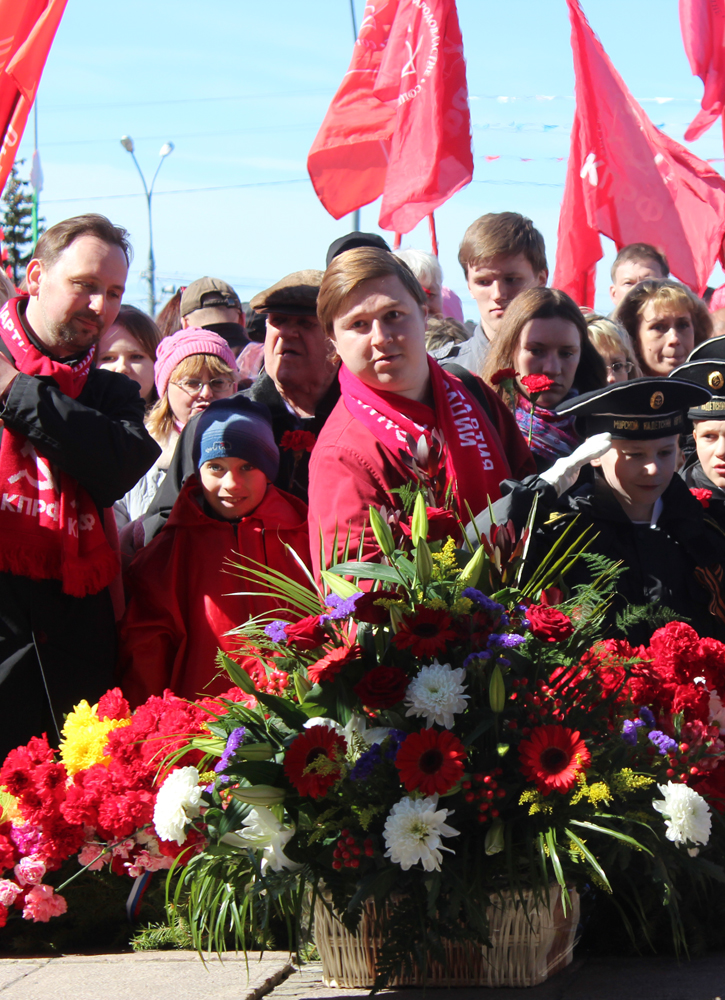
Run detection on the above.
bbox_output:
[314,884,580,988]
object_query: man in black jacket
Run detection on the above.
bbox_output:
[140,269,340,542]
[0,214,160,756]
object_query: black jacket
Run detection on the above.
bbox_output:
[0,321,160,756]
[141,369,341,543]
[479,471,725,645]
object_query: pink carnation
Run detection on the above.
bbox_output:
[14,855,46,886]
[78,843,108,871]
[22,883,67,923]
[0,878,21,906]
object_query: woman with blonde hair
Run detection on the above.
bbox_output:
[612,278,712,376]
[115,327,238,531]
[481,287,607,472]
[585,314,641,384]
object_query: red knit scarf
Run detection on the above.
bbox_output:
[0,298,119,597]
[338,357,511,516]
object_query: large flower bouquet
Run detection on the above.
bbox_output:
[156,496,725,984]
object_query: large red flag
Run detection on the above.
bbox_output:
[307,0,472,234]
[0,0,67,198]
[680,0,725,142]
[553,0,725,308]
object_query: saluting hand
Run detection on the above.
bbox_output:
[540,433,613,497]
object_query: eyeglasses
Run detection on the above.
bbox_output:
[606,361,634,375]
[170,377,235,395]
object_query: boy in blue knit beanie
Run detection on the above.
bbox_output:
[119,397,312,704]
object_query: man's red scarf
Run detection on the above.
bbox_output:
[338,356,511,517]
[0,297,119,597]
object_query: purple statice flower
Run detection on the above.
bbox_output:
[350,744,382,781]
[462,589,505,616]
[621,719,641,746]
[265,620,288,643]
[320,592,363,622]
[487,632,526,650]
[463,650,491,667]
[384,730,408,760]
[214,726,247,781]
[639,706,656,728]
[648,730,678,756]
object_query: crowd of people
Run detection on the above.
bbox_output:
[2,209,725,756]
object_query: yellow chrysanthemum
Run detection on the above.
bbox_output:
[59,700,131,776]
[0,788,21,825]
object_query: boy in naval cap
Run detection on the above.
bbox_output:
[672,360,725,519]
[119,397,312,706]
[474,377,725,643]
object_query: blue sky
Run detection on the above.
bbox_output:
[11,0,725,317]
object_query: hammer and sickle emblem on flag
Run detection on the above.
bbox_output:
[401,26,423,78]
[580,152,603,186]
[7,442,57,491]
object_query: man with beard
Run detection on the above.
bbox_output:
[0,214,160,756]
[139,269,340,542]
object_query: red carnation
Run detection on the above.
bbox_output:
[354,590,399,624]
[393,606,457,658]
[395,728,467,796]
[354,666,409,708]
[97,688,131,721]
[284,615,327,652]
[280,430,316,453]
[490,367,519,386]
[690,487,712,508]
[308,644,362,685]
[527,605,574,643]
[647,621,702,684]
[283,725,346,799]
[520,374,555,396]
[519,725,591,795]
[672,683,710,724]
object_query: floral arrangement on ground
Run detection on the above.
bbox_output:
[3,496,725,981]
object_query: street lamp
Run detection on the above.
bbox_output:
[120,135,174,315]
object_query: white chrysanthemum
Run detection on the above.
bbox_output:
[383,796,460,872]
[652,782,711,847]
[153,766,203,845]
[221,807,300,872]
[404,660,469,729]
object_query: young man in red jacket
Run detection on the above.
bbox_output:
[119,397,312,705]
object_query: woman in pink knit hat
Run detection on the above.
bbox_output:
[115,327,238,533]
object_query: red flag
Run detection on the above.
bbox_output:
[307,0,472,234]
[680,0,725,142]
[0,0,67,197]
[553,0,725,308]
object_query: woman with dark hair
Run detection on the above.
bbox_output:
[307,247,535,576]
[481,287,607,473]
[612,278,712,377]
[97,304,162,406]
[155,289,182,340]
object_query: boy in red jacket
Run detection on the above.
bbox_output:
[119,397,312,705]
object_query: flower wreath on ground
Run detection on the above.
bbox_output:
[153,493,725,986]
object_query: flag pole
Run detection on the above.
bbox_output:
[428,213,438,256]
[31,101,39,245]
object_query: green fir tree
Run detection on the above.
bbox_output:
[1,161,43,284]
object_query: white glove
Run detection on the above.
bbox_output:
[539,432,612,496]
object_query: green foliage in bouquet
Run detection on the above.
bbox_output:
[162,496,725,987]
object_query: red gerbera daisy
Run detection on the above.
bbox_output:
[519,725,591,795]
[392,606,457,658]
[395,728,467,795]
[283,725,347,799]
[307,644,361,685]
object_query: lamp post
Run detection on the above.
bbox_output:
[120,135,174,315]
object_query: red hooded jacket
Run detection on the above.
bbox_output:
[119,478,312,705]
[308,376,535,578]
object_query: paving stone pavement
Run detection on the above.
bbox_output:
[265,955,725,1000]
[0,950,293,1000]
